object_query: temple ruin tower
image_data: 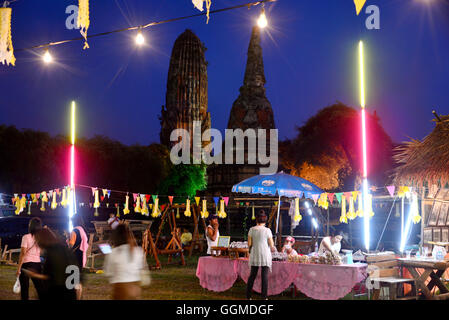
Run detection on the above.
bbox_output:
[160,29,211,150]
[207,26,276,195]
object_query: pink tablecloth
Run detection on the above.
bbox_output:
[196,256,367,300]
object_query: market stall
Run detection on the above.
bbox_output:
[196,255,367,300]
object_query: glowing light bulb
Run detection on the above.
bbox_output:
[136,31,145,45]
[43,49,52,64]
[257,8,268,28]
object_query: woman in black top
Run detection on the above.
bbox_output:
[22,228,77,300]
[68,214,87,299]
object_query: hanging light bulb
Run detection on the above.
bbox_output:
[42,48,53,64]
[135,29,145,46]
[257,7,268,29]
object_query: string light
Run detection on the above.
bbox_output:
[135,29,145,46]
[257,7,268,28]
[42,48,52,64]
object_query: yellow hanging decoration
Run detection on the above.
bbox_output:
[123,195,130,215]
[140,195,149,216]
[340,195,348,224]
[218,199,227,218]
[40,192,48,212]
[116,204,120,217]
[14,196,21,215]
[356,193,364,218]
[151,197,160,218]
[347,194,357,220]
[60,188,68,208]
[366,194,375,217]
[51,191,58,210]
[176,208,180,219]
[397,186,409,198]
[184,199,191,217]
[93,189,100,216]
[0,7,15,66]
[251,204,255,220]
[31,194,37,203]
[318,193,328,210]
[201,199,209,219]
[294,197,302,223]
[134,195,141,213]
[410,193,421,224]
[27,200,31,215]
[195,197,200,206]
[192,0,212,24]
[77,0,90,49]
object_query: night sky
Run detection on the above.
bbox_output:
[1,0,449,145]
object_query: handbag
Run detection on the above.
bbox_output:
[13,277,20,294]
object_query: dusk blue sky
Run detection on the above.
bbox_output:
[1,0,449,145]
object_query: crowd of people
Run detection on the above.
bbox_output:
[15,215,149,300]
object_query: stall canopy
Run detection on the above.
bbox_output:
[232,171,323,241]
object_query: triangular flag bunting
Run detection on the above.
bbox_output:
[195,197,200,206]
[386,185,395,198]
[168,196,174,205]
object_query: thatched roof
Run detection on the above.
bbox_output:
[394,115,449,188]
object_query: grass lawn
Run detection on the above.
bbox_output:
[1,254,362,300]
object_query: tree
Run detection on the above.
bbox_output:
[281,102,393,191]
[157,163,207,199]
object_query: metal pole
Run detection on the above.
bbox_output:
[275,195,281,245]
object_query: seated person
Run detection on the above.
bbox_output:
[107,213,120,230]
[318,232,343,256]
[180,228,192,248]
[281,236,298,256]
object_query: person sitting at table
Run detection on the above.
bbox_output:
[318,232,343,256]
[281,236,298,256]
[206,215,219,256]
[107,212,120,230]
[180,228,192,248]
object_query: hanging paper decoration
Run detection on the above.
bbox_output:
[102,189,108,198]
[318,193,328,210]
[251,204,255,220]
[51,191,58,210]
[31,194,37,203]
[134,194,141,213]
[93,189,100,216]
[40,191,48,212]
[27,200,31,215]
[176,207,180,219]
[145,194,151,203]
[195,197,200,206]
[60,188,68,208]
[140,194,149,216]
[0,7,15,66]
[327,193,335,204]
[218,199,227,218]
[386,185,395,198]
[294,197,302,223]
[339,195,348,224]
[335,193,343,204]
[366,194,375,217]
[77,0,90,49]
[397,186,409,198]
[410,193,421,224]
[168,196,174,205]
[192,0,212,24]
[223,197,229,206]
[184,199,191,217]
[201,199,209,219]
[123,195,130,215]
[356,193,364,218]
[347,194,356,220]
[151,197,160,218]
[311,194,319,205]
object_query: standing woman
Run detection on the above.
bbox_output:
[103,224,149,300]
[246,210,276,300]
[16,217,44,300]
[68,214,88,299]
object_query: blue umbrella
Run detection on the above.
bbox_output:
[232,172,323,239]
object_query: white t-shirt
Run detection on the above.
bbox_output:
[206,225,219,255]
[107,217,120,230]
[248,226,273,270]
[103,244,147,284]
[318,236,341,255]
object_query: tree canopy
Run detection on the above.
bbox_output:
[280,103,393,191]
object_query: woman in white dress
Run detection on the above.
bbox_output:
[246,210,276,300]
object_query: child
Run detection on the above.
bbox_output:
[281,236,298,256]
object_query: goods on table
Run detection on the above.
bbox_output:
[272,252,288,261]
[229,241,248,249]
[287,252,342,265]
